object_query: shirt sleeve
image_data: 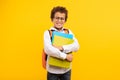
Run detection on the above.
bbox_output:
[43,30,67,60]
[62,29,80,53]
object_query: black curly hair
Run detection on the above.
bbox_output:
[50,6,68,22]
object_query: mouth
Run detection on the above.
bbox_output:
[56,23,62,26]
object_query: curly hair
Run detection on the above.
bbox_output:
[50,6,68,22]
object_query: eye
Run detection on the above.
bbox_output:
[54,17,65,21]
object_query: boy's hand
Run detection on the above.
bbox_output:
[53,45,63,51]
[66,54,73,62]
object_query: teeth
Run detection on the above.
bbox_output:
[57,24,61,25]
[56,23,62,26]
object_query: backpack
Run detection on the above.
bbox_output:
[42,29,69,69]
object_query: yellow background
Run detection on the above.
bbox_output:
[0,0,120,80]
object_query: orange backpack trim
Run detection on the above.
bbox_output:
[42,49,47,69]
[42,29,69,69]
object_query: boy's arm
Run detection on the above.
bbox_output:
[44,30,67,60]
[62,30,80,53]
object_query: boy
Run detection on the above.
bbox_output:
[43,6,79,80]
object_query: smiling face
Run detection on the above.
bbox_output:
[52,12,66,30]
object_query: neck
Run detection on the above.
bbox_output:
[54,27,63,31]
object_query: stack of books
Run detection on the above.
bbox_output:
[48,31,74,68]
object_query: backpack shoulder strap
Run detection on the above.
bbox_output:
[48,30,55,40]
[48,30,52,38]
[63,28,69,34]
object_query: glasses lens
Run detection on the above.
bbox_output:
[54,17,65,21]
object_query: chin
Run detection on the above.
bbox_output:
[58,25,63,28]
[54,26,63,30]
[58,26,62,28]
[58,27,62,29]
[55,26,61,28]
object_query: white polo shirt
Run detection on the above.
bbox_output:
[43,27,79,74]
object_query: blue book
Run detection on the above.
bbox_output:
[52,31,73,44]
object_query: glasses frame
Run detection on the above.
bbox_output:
[54,17,65,21]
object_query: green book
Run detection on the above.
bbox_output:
[48,31,74,68]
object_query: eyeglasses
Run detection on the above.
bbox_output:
[54,17,65,21]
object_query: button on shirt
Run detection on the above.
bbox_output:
[44,27,79,74]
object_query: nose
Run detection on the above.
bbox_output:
[58,19,61,22]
